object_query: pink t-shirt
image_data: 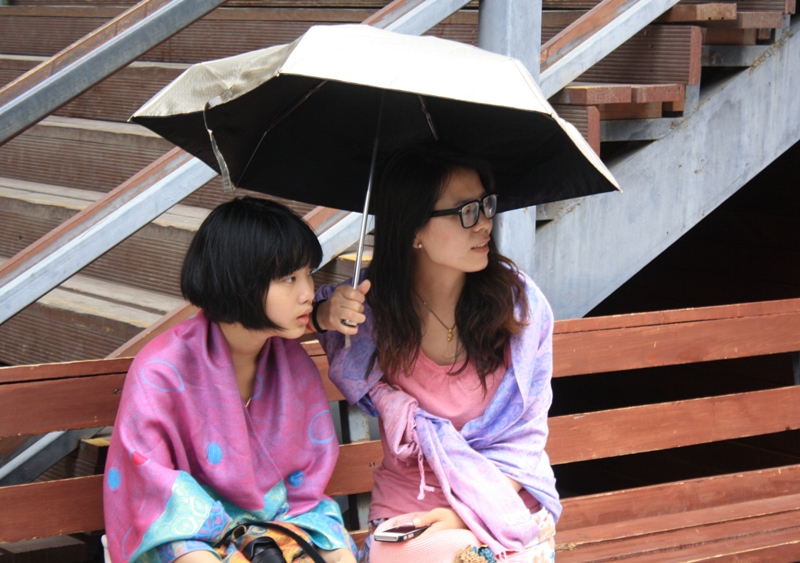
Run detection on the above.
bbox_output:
[369,349,541,520]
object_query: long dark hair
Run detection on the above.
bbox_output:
[368,144,528,385]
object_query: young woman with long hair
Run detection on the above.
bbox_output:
[313,145,560,563]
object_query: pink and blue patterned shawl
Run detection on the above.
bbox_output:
[104,312,352,562]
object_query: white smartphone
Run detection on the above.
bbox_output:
[373,523,430,542]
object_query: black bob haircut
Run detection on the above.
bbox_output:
[181,197,322,330]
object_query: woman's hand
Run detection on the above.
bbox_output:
[317,280,371,335]
[319,546,358,563]
[411,507,468,536]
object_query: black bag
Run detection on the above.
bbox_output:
[217,521,327,563]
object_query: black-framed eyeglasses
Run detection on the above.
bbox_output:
[429,193,497,229]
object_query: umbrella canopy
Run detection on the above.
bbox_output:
[131,24,618,214]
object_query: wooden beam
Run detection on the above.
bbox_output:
[553,306,800,377]
[558,463,800,530]
[703,10,786,28]
[557,493,800,551]
[324,440,382,497]
[552,105,601,154]
[540,0,637,71]
[598,101,663,119]
[550,83,633,104]
[538,0,684,97]
[0,374,125,437]
[557,510,800,561]
[0,358,132,385]
[656,2,737,22]
[0,475,104,543]
[547,386,800,464]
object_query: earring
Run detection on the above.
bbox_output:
[417,243,422,248]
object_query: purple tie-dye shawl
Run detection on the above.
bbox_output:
[104,312,350,562]
[316,270,561,557]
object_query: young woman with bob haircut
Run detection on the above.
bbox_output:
[313,145,560,563]
[104,197,357,563]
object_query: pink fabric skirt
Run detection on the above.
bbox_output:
[367,507,555,563]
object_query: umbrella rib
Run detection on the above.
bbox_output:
[418,95,439,141]
[238,79,329,186]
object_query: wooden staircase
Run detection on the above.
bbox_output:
[2,1,797,365]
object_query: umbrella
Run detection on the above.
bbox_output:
[131,23,619,288]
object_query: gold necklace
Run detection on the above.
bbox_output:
[422,300,456,342]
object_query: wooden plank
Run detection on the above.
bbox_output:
[656,2,737,21]
[548,386,800,464]
[550,83,632,105]
[0,374,124,437]
[540,0,633,72]
[0,475,105,544]
[551,105,601,155]
[703,10,785,27]
[0,357,131,384]
[558,464,800,530]
[704,27,758,44]
[631,83,684,103]
[0,0,179,108]
[557,492,800,549]
[598,101,663,120]
[553,308,800,377]
[557,511,800,562]
[555,297,800,334]
[578,25,703,86]
[324,440,382,497]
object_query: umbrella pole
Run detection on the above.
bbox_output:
[344,92,385,346]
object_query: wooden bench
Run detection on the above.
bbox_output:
[2,297,799,560]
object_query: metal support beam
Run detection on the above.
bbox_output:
[0,0,226,145]
[534,17,800,319]
[365,0,472,34]
[478,0,542,276]
[478,0,541,80]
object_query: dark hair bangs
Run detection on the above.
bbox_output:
[181,197,322,330]
[270,213,323,280]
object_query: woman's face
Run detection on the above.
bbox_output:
[414,167,493,276]
[264,265,315,339]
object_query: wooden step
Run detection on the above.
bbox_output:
[0,256,183,365]
[0,115,310,212]
[0,55,188,123]
[541,0,795,13]
[0,5,493,65]
[577,25,703,86]
[0,176,205,298]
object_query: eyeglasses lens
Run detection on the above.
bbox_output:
[484,194,497,219]
[460,202,481,228]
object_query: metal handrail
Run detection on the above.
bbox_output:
[0,0,226,146]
